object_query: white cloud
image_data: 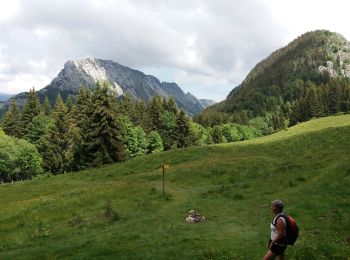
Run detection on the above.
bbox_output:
[263,0,350,43]
[0,0,349,101]
[0,73,50,94]
[0,0,19,22]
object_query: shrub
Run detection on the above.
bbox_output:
[147,131,164,153]
[0,133,43,182]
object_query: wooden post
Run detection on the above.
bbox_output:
[162,164,165,195]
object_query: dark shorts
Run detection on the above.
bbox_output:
[268,239,287,255]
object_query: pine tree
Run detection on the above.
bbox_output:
[70,87,93,168]
[164,97,178,115]
[42,96,52,116]
[339,81,350,113]
[133,99,149,128]
[327,80,341,114]
[119,93,134,118]
[25,113,52,147]
[66,95,74,112]
[41,94,78,174]
[271,111,286,130]
[147,95,163,132]
[87,82,125,165]
[175,110,196,148]
[71,88,93,130]
[2,98,22,137]
[20,88,41,137]
[160,110,178,150]
[289,99,303,126]
[304,85,323,119]
[70,87,94,167]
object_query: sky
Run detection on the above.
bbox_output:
[0,0,350,102]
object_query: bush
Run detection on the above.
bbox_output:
[236,124,263,140]
[118,115,148,158]
[0,134,43,182]
[221,124,240,142]
[147,131,164,153]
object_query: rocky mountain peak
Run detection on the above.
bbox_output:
[4,58,216,116]
[68,58,110,82]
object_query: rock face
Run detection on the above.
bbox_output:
[6,58,215,115]
[199,99,217,108]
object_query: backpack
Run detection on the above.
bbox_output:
[273,213,299,245]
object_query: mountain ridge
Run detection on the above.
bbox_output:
[4,58,215,115]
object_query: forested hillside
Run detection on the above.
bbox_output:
[196,30,350,128]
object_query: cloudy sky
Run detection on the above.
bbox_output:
[1,0,350,101]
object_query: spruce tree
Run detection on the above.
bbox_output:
[133,99,149,129]
[175,110,196,148]
[87,82,125,165]
[41,94,78,174]
[269,110,286,131]
[304,85,323,119]
[70,87,93,167]
[25,113,51,148]
[71,88,93,131]
[118,93,134,119]
[2,98,22,138]
[66,95,74,112]
[43,96,52,116]
[147,95,163,132]
[164,97,178,115]
[339,81,350,113]
[327,80,341,114]
[160,110,178,150]
[20,88,41,137]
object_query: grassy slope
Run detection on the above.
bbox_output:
[0,115,350,259]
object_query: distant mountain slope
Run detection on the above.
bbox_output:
[201,30,350,120]
[0,114,349,258]
[199,99,216,108]
[5,59,214,115]
[0,93,13,102]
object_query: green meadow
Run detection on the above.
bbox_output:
[1,115,350,259]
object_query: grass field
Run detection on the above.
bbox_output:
[0,115,350,259]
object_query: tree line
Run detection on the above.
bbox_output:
[289,78,350,125]
[0,82,267,183]
[195,78,350,129]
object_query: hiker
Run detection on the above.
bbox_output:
[186,210,205,223]
[263,200,287,260]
